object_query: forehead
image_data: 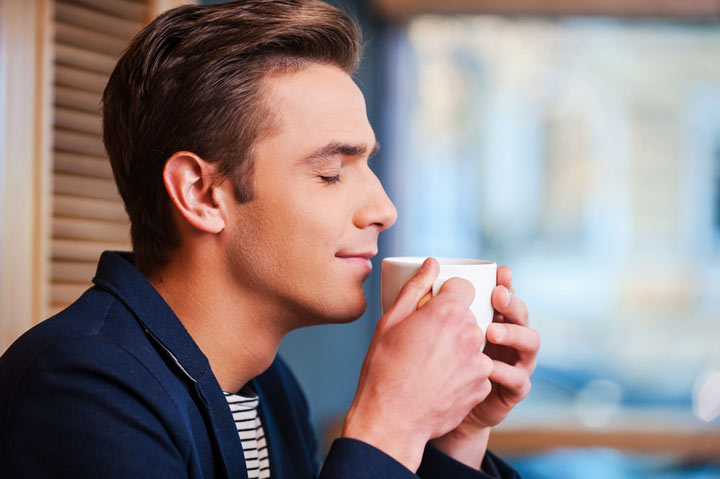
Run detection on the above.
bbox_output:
[259,64,375,152]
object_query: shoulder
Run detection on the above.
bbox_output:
[0,332,191,477]
[0,287,113,403]
[1,328,169,423]
[0,318,192,467]
[1,285,132,366]
[0,287,174,426]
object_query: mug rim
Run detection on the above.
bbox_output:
[382,257,495,266]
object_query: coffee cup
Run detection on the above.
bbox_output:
[381,257,497,346]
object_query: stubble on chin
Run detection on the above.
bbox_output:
[292,288,368,328]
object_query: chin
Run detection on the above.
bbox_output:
[287,292,367,328]
[316,294,368,325]
[338,300,367,323]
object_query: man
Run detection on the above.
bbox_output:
[0,1,539,478]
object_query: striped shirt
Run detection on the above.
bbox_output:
[224,388,271,478]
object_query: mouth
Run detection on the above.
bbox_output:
[335,251,376,272]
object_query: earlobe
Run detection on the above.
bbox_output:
[163,152,226,234]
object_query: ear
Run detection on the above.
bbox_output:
[163,151,226,234]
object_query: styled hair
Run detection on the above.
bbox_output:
[102,0,362,272]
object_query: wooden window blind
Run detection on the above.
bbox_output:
[50,0,147,315]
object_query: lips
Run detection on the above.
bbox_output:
[336,251,376,272]
[335,251,377,260]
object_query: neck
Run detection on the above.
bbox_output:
[146,247,289,393]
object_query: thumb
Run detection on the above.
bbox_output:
[381,257,439,330]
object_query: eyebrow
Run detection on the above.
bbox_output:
[302,141,380,166]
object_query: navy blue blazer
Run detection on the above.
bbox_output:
[0,252,519,478]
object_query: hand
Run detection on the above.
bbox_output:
[342,258,494,472]
[430,266,540,468]
[466,266,539,428]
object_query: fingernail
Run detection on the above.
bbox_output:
[504,287,511,306]
[493,324,506,340]
[421,258,432,272]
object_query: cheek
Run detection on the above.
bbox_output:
[284,193,349,250]
[254,170,356,265]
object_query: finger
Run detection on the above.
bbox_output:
[489,360,532,402]
[491,286,528,326]
[436,277,476,310]
[486,323,540,368]
[417,292,432,309]
[383,258,439,328]
[463,309,477,326]
[496,266,515,294]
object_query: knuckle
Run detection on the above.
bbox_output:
[469,327,485,350]
[476,379,492,400]
[453,324,472,351]
[480,354,494,376]
[519,303,530,324]
[436,299,463,320]
[530,328,541,349]
[472,352,490,375]
[474,325,486,342]
[433,302,451,321]
[460,322,480,344]
[527,359,538,375]
[456,277,474,290]
[512,372,528,390]
[519,379,532,398]
[519,327,540,352]
[445,277,475,298]
[443,277,465,289]
[448,301,465,318]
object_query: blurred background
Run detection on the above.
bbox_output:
[2,0,720,477]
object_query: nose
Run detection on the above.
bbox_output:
[353,167,397,231]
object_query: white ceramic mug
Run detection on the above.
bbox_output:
[381,257,497,345]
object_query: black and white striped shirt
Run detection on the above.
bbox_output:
[224,389,271,478]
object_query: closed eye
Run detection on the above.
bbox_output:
[319,174,341,184]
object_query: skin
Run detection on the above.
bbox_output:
[429,266,540,469]
[149,63,540,473]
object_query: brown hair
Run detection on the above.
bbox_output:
[102,0,362,272]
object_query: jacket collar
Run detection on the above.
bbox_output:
[92,251,210,382]
[92,251,249,479]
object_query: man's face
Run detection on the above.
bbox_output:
[223,63,397,327]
